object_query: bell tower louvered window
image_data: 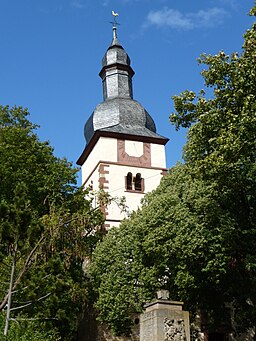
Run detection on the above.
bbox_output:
[125,172,144,192]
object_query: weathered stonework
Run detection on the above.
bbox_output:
[140,300,190,341]
[164,318,186,341]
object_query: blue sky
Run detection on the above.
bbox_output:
[0,0,254,185]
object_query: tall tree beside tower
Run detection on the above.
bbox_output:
[0,106,104,340]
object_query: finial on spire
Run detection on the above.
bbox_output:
[110,10,120,46]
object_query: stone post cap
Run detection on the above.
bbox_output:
[156,289,170,300]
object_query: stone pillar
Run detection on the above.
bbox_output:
[140,292,190,341]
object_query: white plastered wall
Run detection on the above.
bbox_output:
[151,143,166,168]
[105,164,164,227]
[81,137,117,185]
[80,137,167,228]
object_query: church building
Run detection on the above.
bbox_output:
[77,23,169,228]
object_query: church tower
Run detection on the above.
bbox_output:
[77,24,168,228]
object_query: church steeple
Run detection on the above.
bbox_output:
[99,25,134,100]
[77,16,168,228]
[78,20,168,165]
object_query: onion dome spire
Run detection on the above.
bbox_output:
[76,12,169,166]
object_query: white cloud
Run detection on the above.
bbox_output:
[146,7,228,30]
[216,0,239,11]
[71,0,85,9]
[147,8,193,30]
[189,7,228,27]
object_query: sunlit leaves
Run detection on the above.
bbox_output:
[0,106,103,339]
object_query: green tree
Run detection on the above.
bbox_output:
[0,106,104,339]
[0,313,61,341]
[90,7,256,337]
[90,165,244,335]
[170,6,256,332]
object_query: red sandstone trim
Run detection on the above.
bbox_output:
[98,164,110,218]
[82,161,168,188]
[76,130,169,166]
[125,190,145,194]
[117,140,151,167]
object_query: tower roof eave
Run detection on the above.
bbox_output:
[99,62,135,79]
[76,129,169,166]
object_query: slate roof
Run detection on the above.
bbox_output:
[84,97,167,144]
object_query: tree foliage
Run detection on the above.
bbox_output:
[0,106,104,339]
[90,8,256,337]
[90,165,249,335]
[0,313,61,341]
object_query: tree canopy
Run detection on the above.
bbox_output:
[90,7,256,337]
[0,106,104,339]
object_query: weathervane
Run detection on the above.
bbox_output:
[110,10,120,28]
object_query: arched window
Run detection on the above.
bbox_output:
[135,173,142,191]
[126,172,132,190]
[125,172,144,192]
